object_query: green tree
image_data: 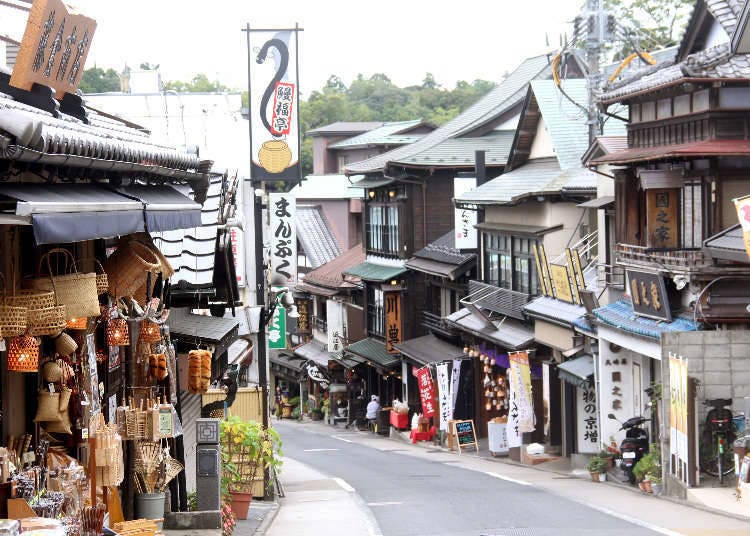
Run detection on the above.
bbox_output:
[79,67,121,93]
[163,73,227,93]
[604,0,693,53]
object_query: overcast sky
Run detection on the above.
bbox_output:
[59,1,585,95]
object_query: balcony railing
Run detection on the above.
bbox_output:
[597,263,626,290]
[421,310,460,337]
[615,243,711,273]
[312,316,327,333]
[464,280,531,321]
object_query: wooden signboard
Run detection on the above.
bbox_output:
[452,419,478,454]
[384,292,402,354]
[537,244,554,298]
[628,269,672,321]
[646,188,679,249]
[564,248,582,305]
[11,0,97,99]
[532,243,551,297]
[549,264,575,304]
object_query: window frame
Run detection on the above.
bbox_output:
[482,231,539,296]
[365,187,405,257]
[366,285,385,338]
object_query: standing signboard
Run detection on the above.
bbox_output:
[452,419,479,454]
[248,29,301,183]
[268,193,297,285]
[268,305,286,349]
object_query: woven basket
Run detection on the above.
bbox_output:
[29,249,100,320]
[139,319,161,344]
[7,289,56,310]
[0,273,28,338]
[103,241,161,299]
[54,332,78,356]
[8,335,39,373]
[65,317,88,330]
[106,317,130,346]
[27,304,66,336]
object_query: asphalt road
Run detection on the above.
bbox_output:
[274,421,660,536]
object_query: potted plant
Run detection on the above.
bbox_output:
[587,456,608,482]
[648,473,663,495]
[321,398,330,422]
[598,448,614,471]
[633,449,659,493]
[220,416,283,519]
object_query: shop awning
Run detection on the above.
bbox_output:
[524,296,586,328]
[166,307,239,357]
[294,341,335,367]
[344,262,406,282]
[393,334,465,365]
[116,184,202,232]
[0,183,144,244]
[294,282,339,297]
[703,224,749,264]
[593,299,698,340]
[446,308,534,350]
[557,354,594,388]
[404,256,473,280]
[270,351,305,383]
[349,177,394,189]
[473,222,562,236]
[577,196,615,209]
[345,337,400,369]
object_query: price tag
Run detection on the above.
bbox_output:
[81,428,89,439]
[0,339,5,352]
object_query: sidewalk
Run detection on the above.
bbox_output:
[161,499,278,536]
[276,418,750,535]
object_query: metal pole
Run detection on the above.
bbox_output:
[586,0,604,145]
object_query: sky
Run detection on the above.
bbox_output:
[51,0,585,96]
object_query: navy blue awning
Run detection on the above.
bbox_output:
[116,184,202,232]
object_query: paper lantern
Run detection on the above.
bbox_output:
[463,346,469,354]
[485,402,491,411]
[139,319,161,343]
[66,317,87,330]
[490,357,496,366]
[8,335,39,372]
[106,318,130,347]
[483,374,490,386]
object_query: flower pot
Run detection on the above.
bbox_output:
[641,480,653,493]
[282,404,293,419]
[651,482,662,495]
[230,490,253,520]
[590,471,600,482]
[135,492,165,527]
[598,472,607,482]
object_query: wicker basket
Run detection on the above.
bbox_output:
[0,273,28,338]
[27,304,67,336]
[29,249,100,320]
[54,332,78,356]
[66,317,88,330]
[7,289,56,310]
[106,317,130,346]
[8,335,39,373]
[139,319,161,344]
[103,241,161,299]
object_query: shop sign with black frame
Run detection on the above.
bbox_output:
[627,269,672,321]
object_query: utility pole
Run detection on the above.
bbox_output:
[585,0,607,145]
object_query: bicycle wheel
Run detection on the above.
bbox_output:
[700,439,734,476]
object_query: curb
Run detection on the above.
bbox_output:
[253,502,280,535]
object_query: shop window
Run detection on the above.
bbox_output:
[365,189,404,256]
[483,232,539,295]
[367,285,384,337]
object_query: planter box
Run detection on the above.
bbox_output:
[390,411,409,430]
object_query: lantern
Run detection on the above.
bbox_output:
[483,374,490,386]
[8,335,39,372]
[490,357,496,366]
[106,318,130,347]
[66,317,87,330]
[463,346,469,354]
[485,402,491,411]
[139,319,161,343]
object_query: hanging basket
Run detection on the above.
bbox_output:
[8,335,40,373]
[7,289,56,311]
[103,241,161,299]
[139,319,161,344]
[29,249,100,319]
[0,273,28,338]
[27,304,67,337]
[107,317,130,347]
[66,317,88,330]
[53,332,78,356]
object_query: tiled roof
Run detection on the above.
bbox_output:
[328,120,427,149]
[703,224,749,263]
[592,139,750,165]
[344,54,552,174]
[523,296,586,327]
[344,261,407,282]
[307,121,385,136]
[596,136,628,154]
[456,157,597,205]
[296,205,341,269]
[412,231,476,265]
[293,174,364,199]
[446,308,534,350]
[302,244,364,290]
[294,340,335,367]
[397,130,515,168]
[393,334,465,365]
[707,0,745,35]
[593,299,699,340]
[346,338,400,368]
[167,307,239,355]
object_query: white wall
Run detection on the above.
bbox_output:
[529,117,554,159]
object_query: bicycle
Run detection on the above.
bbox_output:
[699,398,736,484]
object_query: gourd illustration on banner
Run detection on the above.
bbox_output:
[250,29,300,181]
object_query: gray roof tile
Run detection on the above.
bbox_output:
[296,205,342,269]
[413,230,476,265]
[307,121,385,136]
[400,131,515,167]
[327,120,427,149]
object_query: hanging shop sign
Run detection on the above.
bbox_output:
[268,192,297,285]
[532,243,552,297]
[327,300,345,354]
[436,362,451,432]
[248,29,301,182]
[295,297,312,335]
[733,194,750,259]
[646,188,679,249]
[507,351,534,448]
[416,367,436,418]
[549,263,575,304]
[565,248,585,305]
[627,269,672,321]
[385,292,402,354]
[268,305,287,349]
[304,361,330,389]
[669,353,690,485]
[454,177,478,249]
[576,385,598,454]
[11,0,97,98]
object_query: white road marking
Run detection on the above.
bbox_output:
[366,501,403,506]
[485,471,532,486]
[584,504,683,536]
[333,477,355,492]
[303,448,339,452]
[332,435,353,443]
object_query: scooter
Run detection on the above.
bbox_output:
[608,413,649,484]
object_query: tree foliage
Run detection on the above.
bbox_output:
[79,67,121,93]
[605,0,693,53]
[296,73,495,175]
[163,73,227,93]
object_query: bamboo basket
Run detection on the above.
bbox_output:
[7,289,56,310]
[27,304,66,336]
[0,273,28,338]
[29,249,100,319]
[103,241,161,299]
[7,335,39,373]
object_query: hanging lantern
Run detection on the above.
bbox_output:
[66,317,87,330]
[483,374,491,386]
[106,318,130,347]
[463,346,469,354]
[483,365,489,373]
[490,357,496,366]
[484,389,490,397]
[485,402,491,411]
[139,319,161,343]
[491,380,497,387]
[8,335,39,373]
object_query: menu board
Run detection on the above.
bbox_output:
[453,419,478,454]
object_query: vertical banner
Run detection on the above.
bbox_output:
[532,244,551,297]
[436,363,451,431]
[327,300,344,354]
[268,192,297,285]
[509,351,535,433]
[416,367,436,418]
[565,248,582,305]
[576,385,599,453]
[454,178,478,249]
[507,366,522,448]
[268,305,287,349]
[669,353,689,484]
[451,359,461,419]
[248,29,301,182]
[295,297,311,335]
[384,292,402,354]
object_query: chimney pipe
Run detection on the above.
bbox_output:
[475,150,487,187]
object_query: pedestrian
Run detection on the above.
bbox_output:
[366,395,381,432]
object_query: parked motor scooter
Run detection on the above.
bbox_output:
[608,413,649,484]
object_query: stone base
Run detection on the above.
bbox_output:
[163,511,221,530]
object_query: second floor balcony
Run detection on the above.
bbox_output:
[615,243,722,275]
[421,310,460,338]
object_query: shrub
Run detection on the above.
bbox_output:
[587,456,608,474]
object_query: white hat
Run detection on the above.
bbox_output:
[371,395,379,401]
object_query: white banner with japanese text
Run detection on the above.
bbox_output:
[453,177,478,249]
[268,192,297,285]
[436,362,451,431]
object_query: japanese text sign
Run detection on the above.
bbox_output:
[295,297,311,334]
[268,304,287,349]
[627,269,672,321]
[416,367,436,418]
[385,292,402,354]
[11,0,97,99]
[453,177,478,249]
[549,264,574,304]
[646,189,678,249]
[576,386,598,453]
[268,192,297,285]
[327,299,345,354]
